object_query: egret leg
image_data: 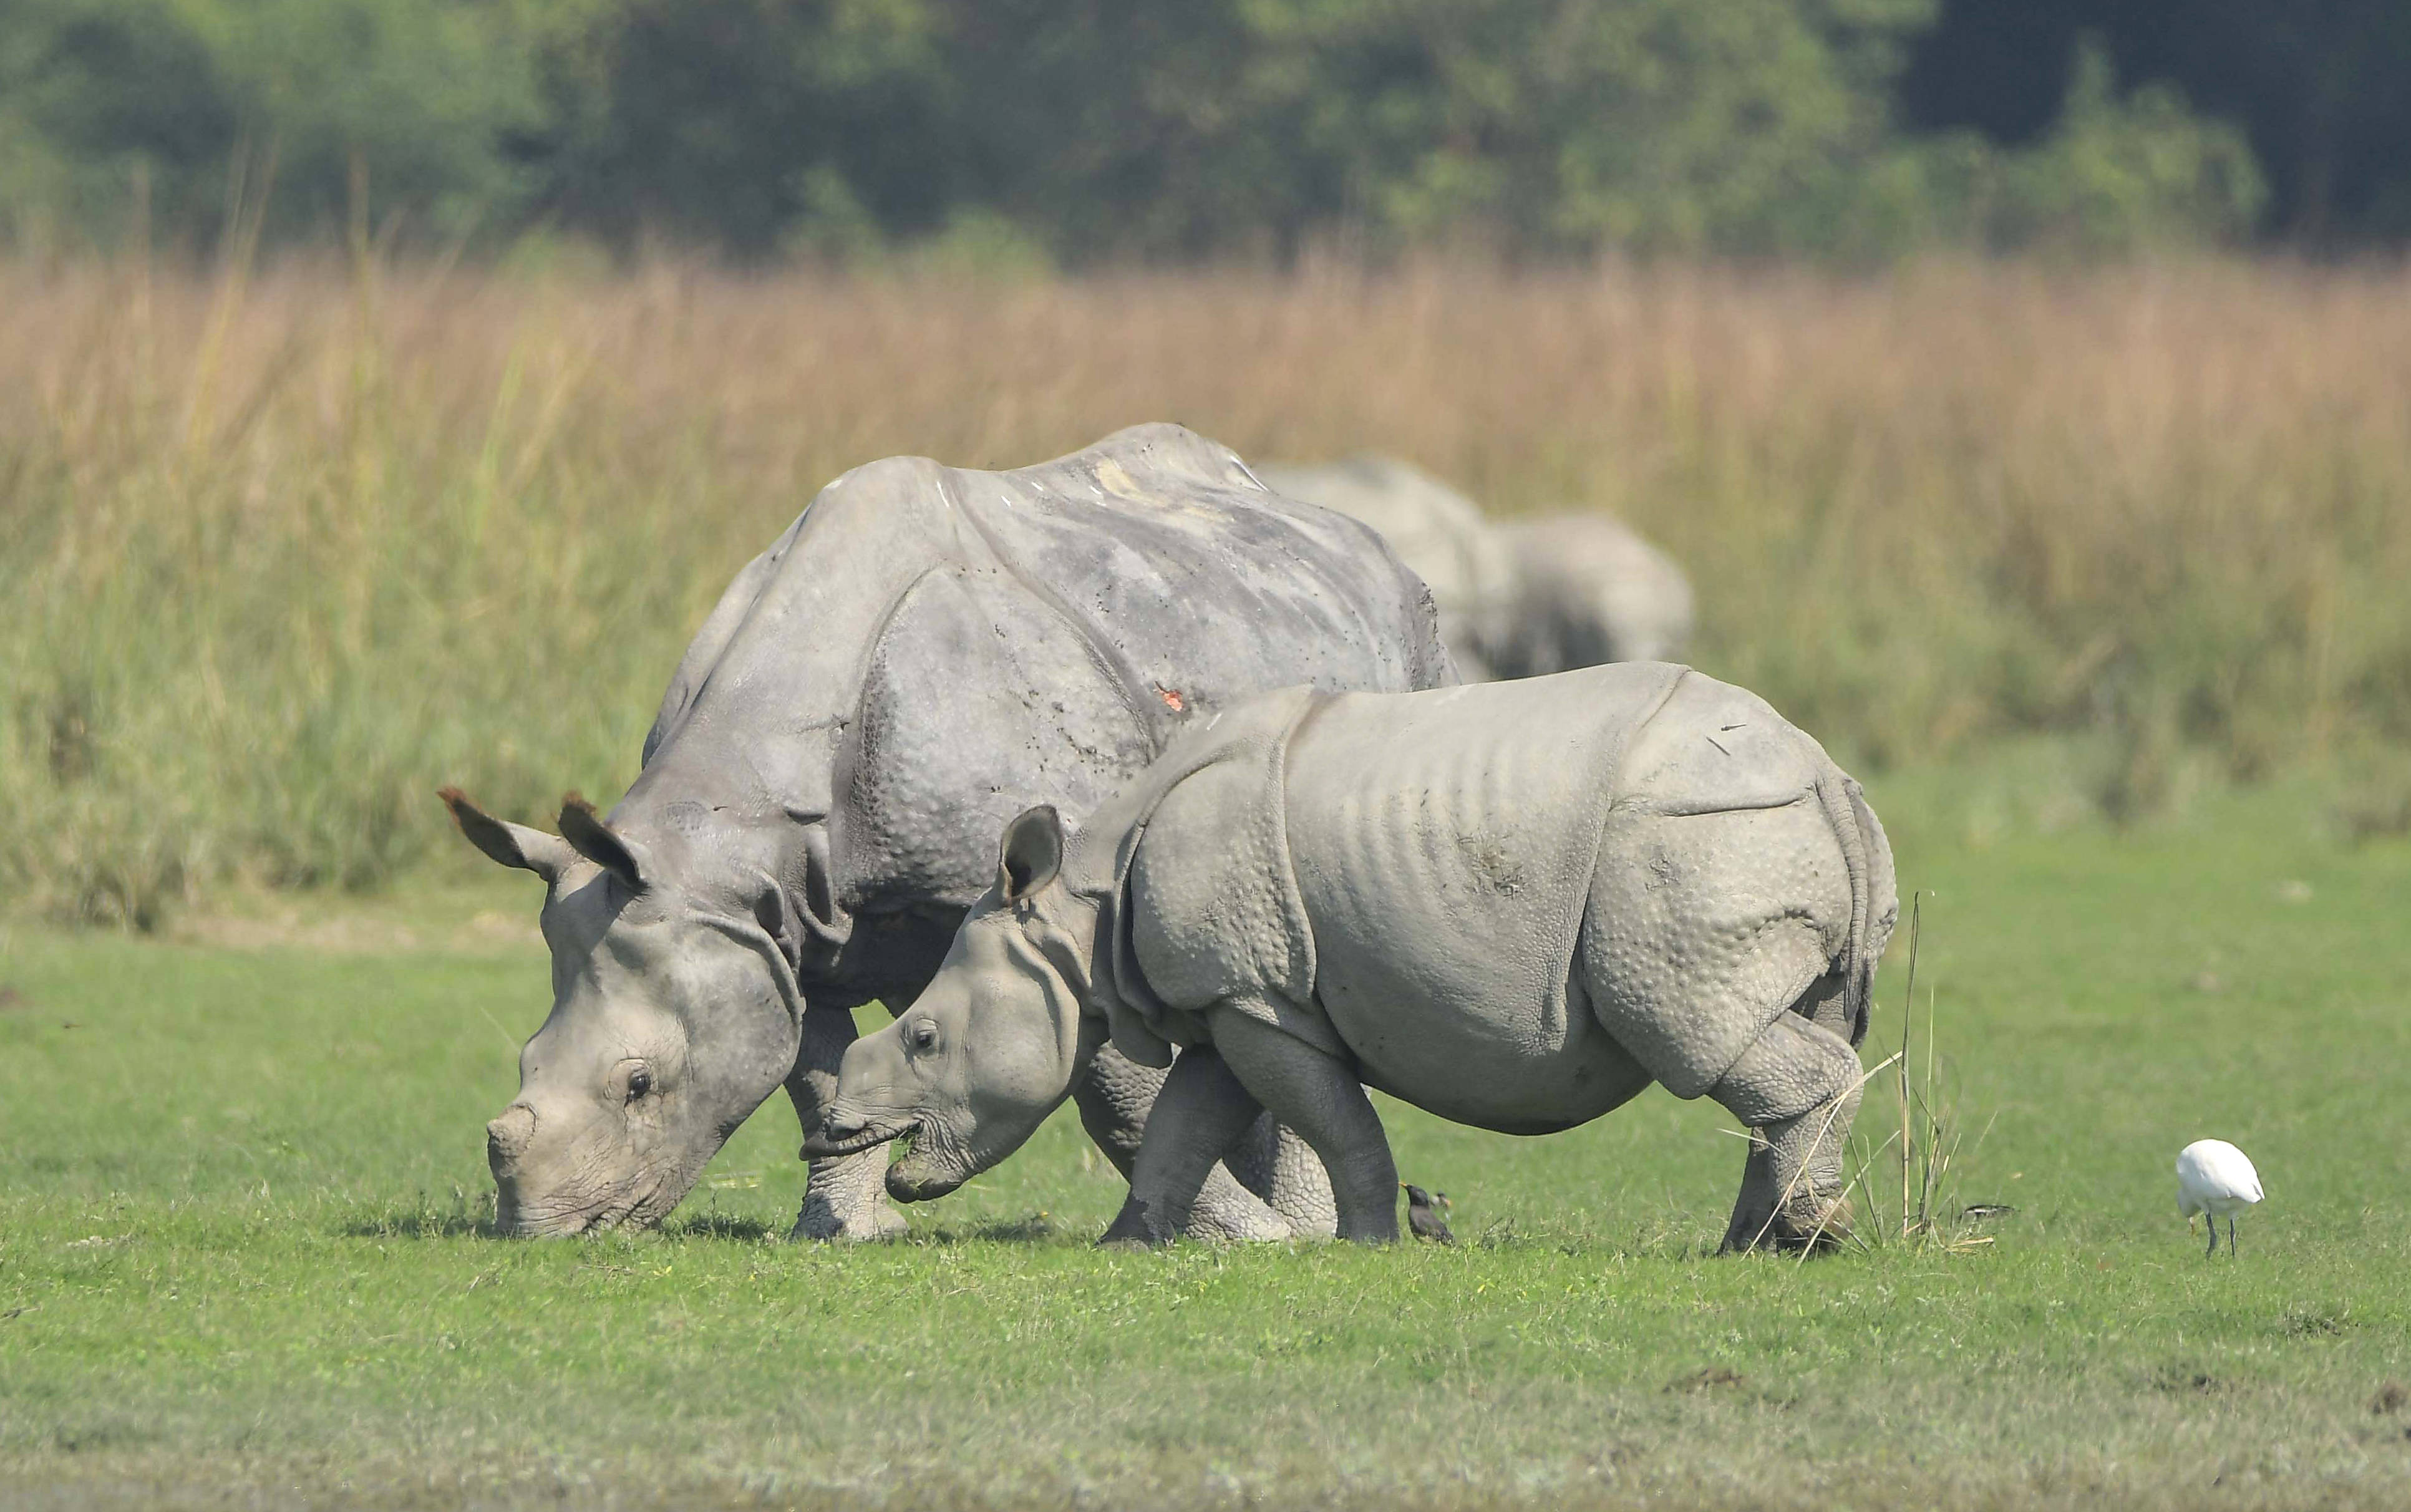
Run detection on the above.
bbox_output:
[2205,1214,2219,1257]
[2228,1216,2238,1256]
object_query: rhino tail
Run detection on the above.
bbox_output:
[1812,763,1887,1049]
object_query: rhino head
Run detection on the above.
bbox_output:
[807,806,1102,1201]
[442,788,807,1236]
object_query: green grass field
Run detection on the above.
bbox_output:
[4,755,2409,1510]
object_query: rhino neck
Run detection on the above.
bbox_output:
[608,459,979,958]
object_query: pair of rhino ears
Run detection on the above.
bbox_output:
[439,787,649,892]
[448,783,1063,911]
[998,805,1066,905]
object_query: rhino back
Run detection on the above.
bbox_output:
[621,424,1452,1005]
[631,423,1443,830]
[621,453,972,821]
[1279,664,1687,1129]
[952,428,1451,714]
[1255,455,1515,679]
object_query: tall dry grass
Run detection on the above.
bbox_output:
[6,254,2410,923]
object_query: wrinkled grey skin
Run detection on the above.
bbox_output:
[1259,457,1692,677]
[448,424,1450,1239]
[820,663,1894,1251]
[1255,458,1518,680]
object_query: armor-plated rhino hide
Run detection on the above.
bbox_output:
[1259,456,1694,677]
[1087,665,1891,1115]
[454,423,1452,1241]
[822,662,1894,1251]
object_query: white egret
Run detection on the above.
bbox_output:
[2176,1139,2263,1256]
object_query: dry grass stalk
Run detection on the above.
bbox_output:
[5,254,2410,919]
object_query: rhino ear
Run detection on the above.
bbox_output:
[998,805,1064,904]
[439,788,575,883]
[558,793,651,893]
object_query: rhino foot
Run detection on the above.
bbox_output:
[1721,1191,1852,1254]
[1099,1193,1180,1248]
[1182,1166,1297,1243]
[791,1145,911,1242]
[1225,1114,1339,1239]
[791,1196,910,1243]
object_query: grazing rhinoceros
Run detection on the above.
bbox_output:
[1488,515,1694,672]
[812,662,1894,1251]
[1258,457,1692,678]
[1254,457,1518,680]
[443,424,1452,1240]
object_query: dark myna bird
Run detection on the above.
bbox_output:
[1402,1183,1455,1244]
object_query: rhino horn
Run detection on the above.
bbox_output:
[439,787,576,883]
[558,792,651,893]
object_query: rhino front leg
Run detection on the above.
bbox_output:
[1206,1003,1399,1244]
[1098,1047,1275,1246]
[1080,1045,1295,1243]
[786,1005,910,1242]
[1710,1005,1863,1253]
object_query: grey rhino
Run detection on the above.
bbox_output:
[443,424,1452,1240]
[1258,457,1692,678]
[815,662,1895,1250]
[1254,457,1518,680]
[1488,515,1694,672]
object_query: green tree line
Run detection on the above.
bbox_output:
[1,0,2387,263]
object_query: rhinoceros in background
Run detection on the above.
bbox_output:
[1256,456,1693,678]
[817,663,1894,1251]
[1253,457,1518,680]
[443,424,1452,1241]
[1486,515,1695,673]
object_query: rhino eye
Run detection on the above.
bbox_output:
[626,1067,654,1102]
[910,1020,939,1052]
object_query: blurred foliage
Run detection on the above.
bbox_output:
[0,0,2320,261]
[1904,0,2411,248]
[5,258,2409,921]
[0,0,545,247]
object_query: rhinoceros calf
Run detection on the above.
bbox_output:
[814,662,1896,1250]
[443,424,1452,1243]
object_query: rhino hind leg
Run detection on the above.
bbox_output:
[1708,997,1864,1253]
[1080,1045,1299,1244]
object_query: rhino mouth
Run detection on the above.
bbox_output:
[495,1169,685,1239]
[885,1138,965,1203]
[800,1117,918,1160]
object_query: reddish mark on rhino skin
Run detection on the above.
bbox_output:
[1157,686,1186,712]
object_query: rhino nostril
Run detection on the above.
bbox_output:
[487,1104,537,1171]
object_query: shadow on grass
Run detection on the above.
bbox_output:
[337,1210,498,1239]
[333,1199,1080,1247]
[875,1213,1075,1248]
[661,1213,784,1243]
[336,1189,500,1239]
